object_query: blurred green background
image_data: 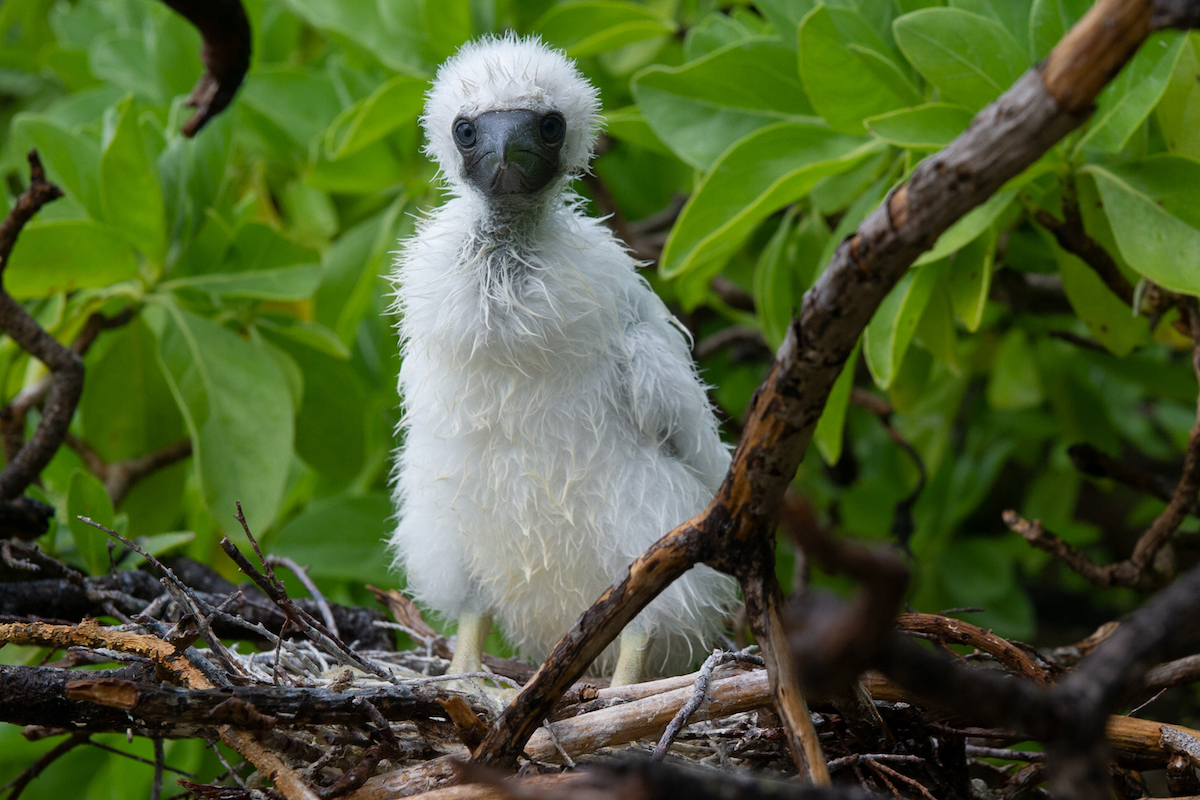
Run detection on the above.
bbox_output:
[3,0,1200,793]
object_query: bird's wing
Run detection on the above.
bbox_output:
[620,288,731,491]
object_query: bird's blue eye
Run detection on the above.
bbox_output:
[540,113,565,145]
[454,120,476,148]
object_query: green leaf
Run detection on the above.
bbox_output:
[145,303,294,537]
[283,0,427,75]
[9,113,102,219]
[894,8,1028,111]
[1076,32,1185,154]
[80,317,187,463]
[223,223,320,274]
[1157,33,1200,160]
[632,38,819,170]
[121,531,196,569]
[603,106,673,154]
[684,10,761,60]
[240,66,344,151]
[1082,157,1200,295]
[753,209,799,350]
[309,138,406,195]
[755,0,817,46]
[915,282,960,373]
[1029,0,1092,61]
[865,103,974,148]
[814,339,861,465]
[89,33,166,102]
[162,264,321,300]
[660,124,878,279]
[5,220,140,299]
[270,342,368,483]
[536,1,675,58]
[99,95,166,261]
[799,6,917,134]
[864,260,944,388]
[752,207,833,347]
[324,75,426,160]
[1049,233,1149,356]
[68,469,116,576]
[255,315,352,359]
[987,328,1044,410]
[946,227,996,331]
[915,191,1014,265]
[889,345,933,413]
[423,0,471,63]
[272,493,394,585]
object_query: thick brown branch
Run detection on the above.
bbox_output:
[158,0,252,136]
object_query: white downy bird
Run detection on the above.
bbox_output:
[390,35,737,685]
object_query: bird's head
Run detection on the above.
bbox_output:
[422,35,601,205]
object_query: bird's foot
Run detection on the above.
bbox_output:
[444,611,511,696]
[609,627,651,687]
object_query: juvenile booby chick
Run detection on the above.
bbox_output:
[390,35,737,684]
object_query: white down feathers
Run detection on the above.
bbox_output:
[390,35,738,673]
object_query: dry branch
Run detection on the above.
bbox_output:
[895,613,1051,686]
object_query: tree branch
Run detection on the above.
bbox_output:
[65,435,193,507]
[0,152,79,524]
[158,0,252,136]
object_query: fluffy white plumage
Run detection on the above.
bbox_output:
[390,35,737,674]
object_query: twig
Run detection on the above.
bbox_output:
[1068,443,1186,511]
[85,738,195,780]
[1035,205,1134,306]
[693,326,770,362]
[963,746,1045,763]
[849,390,926,546]
[1154,0,1200,29]
[653,649,742,760]
[223,503,396,683]
[266,555,339,639]
[0,151,80,511]
[1127,687,1167,717]
[78,516,246,681]
[2,308,136,466]
[0,732,89,800]
[866,759,936,800]
[709,276,755,312]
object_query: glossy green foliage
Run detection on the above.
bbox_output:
[3,0,1200,791]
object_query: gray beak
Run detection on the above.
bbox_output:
[456,110,562,198]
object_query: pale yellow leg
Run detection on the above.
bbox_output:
[610,627,651,687]
[448,611,492,676]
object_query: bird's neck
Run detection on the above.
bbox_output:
[475,191,559,247]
